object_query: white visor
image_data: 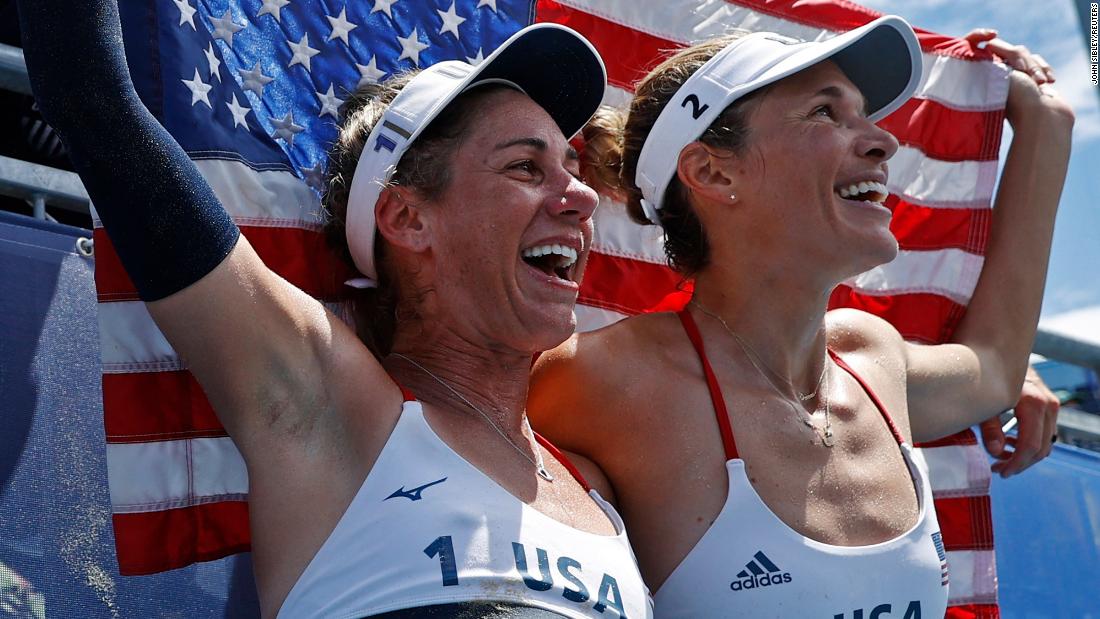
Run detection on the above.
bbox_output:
[634,15,923,224]
[344,23,607,285]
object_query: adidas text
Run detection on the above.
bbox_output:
[729,572,792,591]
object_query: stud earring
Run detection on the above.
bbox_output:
[729,193,738,201]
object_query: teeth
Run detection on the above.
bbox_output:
[836,181,888,202]
[522,244,578,268]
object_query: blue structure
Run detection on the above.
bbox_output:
[1,210,1098,616]
[993,443,1100,618]
[0,212,259,617]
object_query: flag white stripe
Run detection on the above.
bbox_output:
[846,248,984,305]
[944,549,998,605]
[590,196,667,265]
[562,0,1008,110]
[888,146,998,208]
[99,300,349,370]
[107,437,248,512]
[918,444,993,497]
[93,159,321,229]
[575,304,631,333]
[99,300,182,372]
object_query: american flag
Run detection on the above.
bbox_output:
[96,1,1005,616]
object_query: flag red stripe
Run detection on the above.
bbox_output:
[918,428,980,449]
[934,495,996,551]
[94,226,355,302]
[880,98,1005,163]
[103,371,227,443]
[578,252,685,317]
[828,286,968,344]
[113,501,250,576]
[535,1,678,92]
[946,604,1000,619]
[889,196,992,255]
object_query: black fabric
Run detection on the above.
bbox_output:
[15,0,239,301]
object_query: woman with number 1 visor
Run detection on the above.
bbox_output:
[16,0,655,616]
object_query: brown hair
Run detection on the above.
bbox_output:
[321,72,508,358]
[585,34,764,276]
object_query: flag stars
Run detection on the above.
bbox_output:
[476,0,497,12]
[316,84,344,119]
[326,7,358,45]
[181,68,213,108]
[466,48,485,65]
[209,10,246,46]
[437,2,466,39]
[203,43,222,82]
[372,0,398,18]
[287,34,321,72]
[396,28,429,66]
[226,93,251,129]
[356,56,386,86]
[172,0,197,29]
[270,112,305,145]
[257,0,290,22]
[239,62,275,97]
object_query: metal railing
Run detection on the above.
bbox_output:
[0,41,31,96]
[0,42,90,220]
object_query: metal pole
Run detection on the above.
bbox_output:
[30,195,46,220]
[1034,328,1100,375]
[0,43,31,96]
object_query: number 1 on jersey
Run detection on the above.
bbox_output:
[424,535,459,586]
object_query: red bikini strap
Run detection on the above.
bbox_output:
[387,375,417,403]
[677,310,739,460]
[827,349,906,445]
[534,433,591,492]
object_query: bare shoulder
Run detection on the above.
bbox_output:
[825,307,906,359]
[529,312,684,453]
[825,308,908,395]
[534,312,676,392]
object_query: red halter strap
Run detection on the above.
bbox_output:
[677,310,740,460]
[827,350,906,446]
[534,433,591,492]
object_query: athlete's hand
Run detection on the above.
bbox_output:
[980,365,1061,477]
[965,29,1055,85]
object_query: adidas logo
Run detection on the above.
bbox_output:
[729,551,793,592]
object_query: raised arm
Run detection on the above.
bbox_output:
[17,0,399,455]
[905,65,1074,444]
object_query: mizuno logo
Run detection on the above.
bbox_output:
[385,477,448,502]
[730,551,793,592]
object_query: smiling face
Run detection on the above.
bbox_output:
[389,88,598,353]
[710,60,901,281]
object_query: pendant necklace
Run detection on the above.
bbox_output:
[391,353,554,480]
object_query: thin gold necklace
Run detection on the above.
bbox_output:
[391,353,554,481]
[691,300,834,447]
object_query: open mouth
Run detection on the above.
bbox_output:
[521,243,579,283]
[835,180,889,205]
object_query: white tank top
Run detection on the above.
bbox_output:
[278,392,653,619]
[652,311,949,619]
